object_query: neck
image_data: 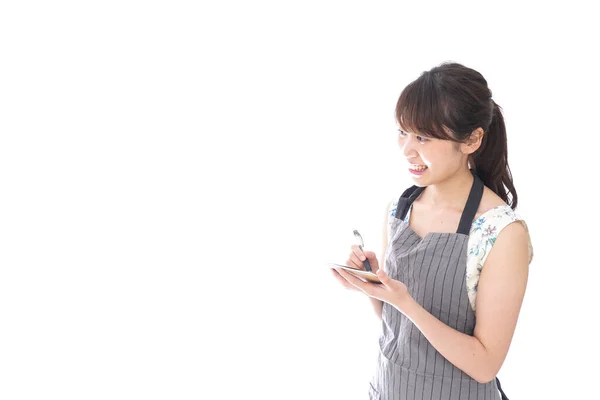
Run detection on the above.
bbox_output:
[421,168,475,211]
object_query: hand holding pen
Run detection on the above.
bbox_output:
[349,229,381,274]
[353,230,372,271]
[330,229,382,289]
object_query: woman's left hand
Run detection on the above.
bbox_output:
[335,267,412,311]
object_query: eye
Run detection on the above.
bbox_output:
[398,129,430,143]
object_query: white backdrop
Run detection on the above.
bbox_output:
[1,1,599,399]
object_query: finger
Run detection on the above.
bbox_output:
[351,244,367,262]
[337,268,362,287]
[346,253,364,270]
[331,268,354,290]
[338,268,373,296]
[332,268,356,290]
[363,250,376,260]
[350,245,367,268]
[363,251,379,272]
[376,268,393,287]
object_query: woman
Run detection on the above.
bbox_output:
[331,62,534,400]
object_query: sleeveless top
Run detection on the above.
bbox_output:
[369,172,532,400]
[387,197,533,311]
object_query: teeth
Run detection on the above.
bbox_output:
[410,165,428,171]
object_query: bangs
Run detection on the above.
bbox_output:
[395,75,455,141]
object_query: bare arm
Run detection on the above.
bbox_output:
[396,220,531,383]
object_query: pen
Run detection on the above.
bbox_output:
[353,229,372,272]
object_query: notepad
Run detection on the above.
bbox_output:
[328,263,382,284]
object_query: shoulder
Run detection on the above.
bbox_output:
[471,187,533,264]
[474,186,509,219]
[465,191,533,310]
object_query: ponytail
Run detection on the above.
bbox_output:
[395,62,520,209]
[471,101,518,209]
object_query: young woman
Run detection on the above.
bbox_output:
[331,62,534,400]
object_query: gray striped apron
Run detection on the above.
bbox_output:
[368,171,508,400]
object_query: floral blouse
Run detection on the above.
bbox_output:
[388,200,533,312]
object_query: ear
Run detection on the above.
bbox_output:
[460,127,485,155]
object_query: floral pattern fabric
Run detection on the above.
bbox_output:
[388,200,533,311]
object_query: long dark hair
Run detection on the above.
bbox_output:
[395,62,518,209]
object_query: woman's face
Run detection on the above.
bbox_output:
[397,128,468,185]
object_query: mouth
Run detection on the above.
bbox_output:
[409,165,428,175]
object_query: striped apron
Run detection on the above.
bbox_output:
[368,171,508,400]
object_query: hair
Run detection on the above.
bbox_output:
[395,62,518,209]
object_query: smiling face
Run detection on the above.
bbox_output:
[394,64,496,195]
[397,126,479,186]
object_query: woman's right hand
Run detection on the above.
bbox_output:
[331,245,380,290]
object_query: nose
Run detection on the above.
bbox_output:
[400,134,419,159]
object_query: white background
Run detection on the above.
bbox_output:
[1,1,598,399]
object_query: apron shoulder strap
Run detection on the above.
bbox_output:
[395,185,425,222]
[456,171,485,235]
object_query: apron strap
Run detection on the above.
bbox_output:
[394,185,425,222]
[395,169,483,235]
[456,170,484,235]
[496,377,509,400]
